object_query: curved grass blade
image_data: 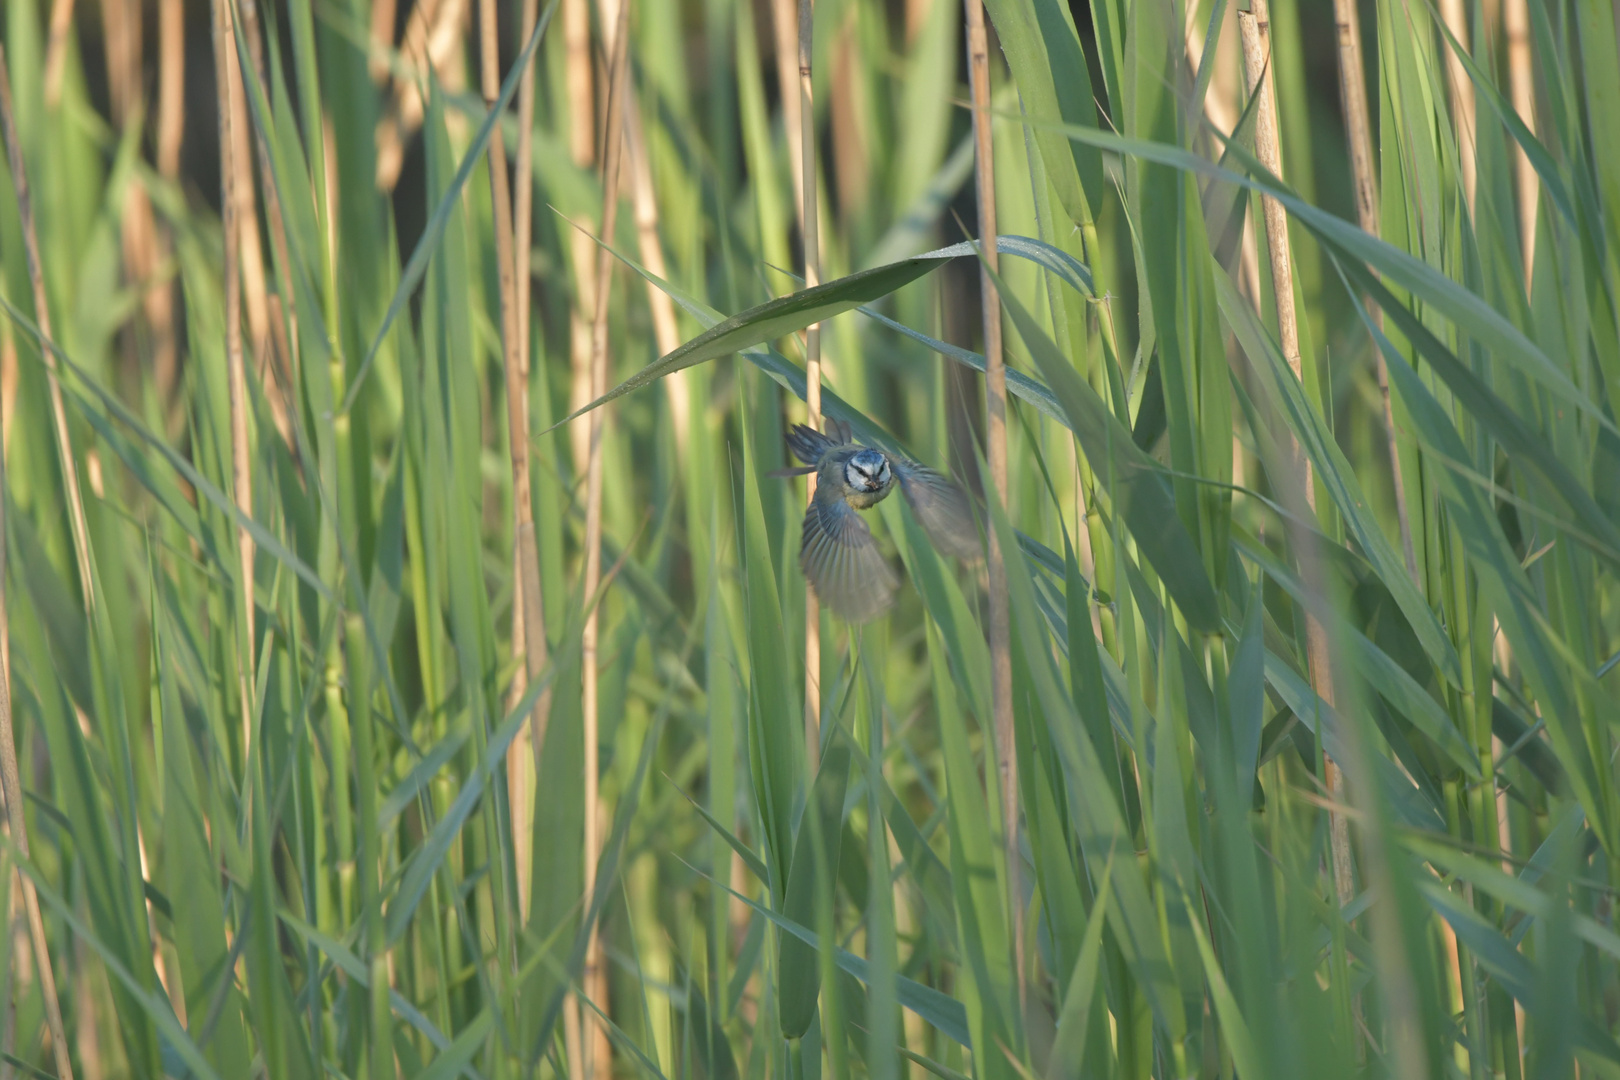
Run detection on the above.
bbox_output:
[544,251,958,432]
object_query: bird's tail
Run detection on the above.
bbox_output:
[785,423,846,465]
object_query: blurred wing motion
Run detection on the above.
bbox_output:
[785,422,851,466]
[800,486,899,622]
[893,460,981,562]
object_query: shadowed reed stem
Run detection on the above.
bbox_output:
[799,0,823,773]
[964,0,1023,1009]
[583,1,632,1074]
[1332,0,1417,586]
[0,43,79,1080]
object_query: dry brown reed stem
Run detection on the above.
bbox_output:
[798,0,824,772]
[211,0,257,757]
[564,0,598,476]
[624,98,689,453]
[240,0,301,438]
[964,0,1023,1008]
[228,5,278,440]
[1183,7,1261,307]
[158,0,185,180]
[376,0,469,191]
[1242,0,1355,917]
[560,0,596,1073]
[583,3,632,1075]
[1438,0,1476,215]
[43,0,77,105]
[1333,0,1418,585]
[0,45,78,1080]
[1505,0,1537,288]
[483,0,551,924]
[1,874,17,1079]
[370,0,399,83]
[773,0,806,218]
[508,0,550,922]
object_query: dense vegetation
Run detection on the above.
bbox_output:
[0,0,1616,1077]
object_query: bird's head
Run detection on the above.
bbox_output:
[844,449,892,496]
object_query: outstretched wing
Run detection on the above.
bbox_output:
[784,420,858,466]
[800,487,898,622]
[893,460,981,562]
[785,424,839,466]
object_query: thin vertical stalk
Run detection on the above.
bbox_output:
[564,0,599,476]
[240,0,300,442]
[625,100,689,452]
[561,0,595,1072]
[43,0,78,105]
[583,3,632,1077]
[1505,0,1537,289]
[0,45,77,1080]
[1333,0,1418,583]
[1243,0,1355,917]
[1438,0,1476,215]
[212,0,256,762]
[485,0,550,922]
[153,0,185,413]
[157,0,184,181]
[0,50,94,603]
[798,0,823,772]
[964,0,1023,1006]
[773,0,806,217]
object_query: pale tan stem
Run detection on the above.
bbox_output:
[1333,0,1418,584]
[1438,0,1476,215]
[1505,0,1538,289]
[1243,0,1355,911]
[481,0,549,921]
[43,0,77,106]
[508,0,551,924]
[240,0,299,445]
[799,0,823,773]
[561,0,596,1069]
[773,0,806,217]
[1184,3,1261,306]
[964,0,1023,1010]
[564,0,599,477]
[582,3,632,1075]
[212,0,256,759]
[157,0,185,181]
[624,99,690,453]
[369,0,399,83]
[0,55,73,1080]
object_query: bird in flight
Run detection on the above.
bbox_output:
[777,420,979,621]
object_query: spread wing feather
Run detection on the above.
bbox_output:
[893,460,981,562]
[800,487,898,622]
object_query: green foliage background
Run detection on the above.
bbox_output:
[0,0,1616,1077]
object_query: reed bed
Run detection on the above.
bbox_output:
[0,1,1615,1078]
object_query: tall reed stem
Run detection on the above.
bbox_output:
[560,0,595,1072]
[964,0,1023,1006]
[1333,0,1417,585]
[0,44,78,1080]
[484,0,550,924]
[583,2,632,1075]
[1505,0,1537,289]
[212,0,256,763]
[798,0,823,772]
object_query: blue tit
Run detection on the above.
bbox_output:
[781,421,980,622]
